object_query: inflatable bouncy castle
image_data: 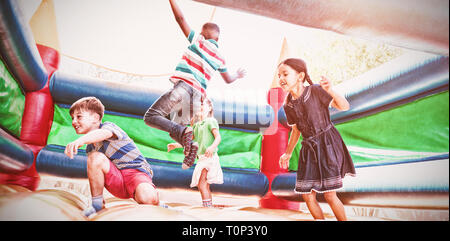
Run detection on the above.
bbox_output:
[0,0,448,221]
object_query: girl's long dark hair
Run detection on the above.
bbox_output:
[279,58,313,86]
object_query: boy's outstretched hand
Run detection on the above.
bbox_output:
[65,139,84,159]
[221,68,247,84]
[236,68,247,79]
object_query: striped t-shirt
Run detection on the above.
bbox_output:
[170,30,227,95]
[86,122,153,177]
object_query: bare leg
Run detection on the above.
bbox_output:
[198,169,212,206]
[302,191,325,220]
[134,183,159,205]
[323,191,347,221]
[86,152,110,197]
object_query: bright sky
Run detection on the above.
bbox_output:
[19,0,424,107]
[18,0,325,102]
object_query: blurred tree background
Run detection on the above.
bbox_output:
[289,29,404,85]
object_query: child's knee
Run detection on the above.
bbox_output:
[198,169,209,189]
[302,193,316,202]
[323,191,338,203]
[87,152,109,169]
[143,110,159,126]
[135,183,159,205]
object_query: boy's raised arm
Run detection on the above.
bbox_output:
[65,129,113,159]
[169,0,191,38]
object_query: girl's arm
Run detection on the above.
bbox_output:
[65,129,113,159]
[320,76,350,111]
[279,125,301,169]
[328,90,350,111]
[204,128,221,158]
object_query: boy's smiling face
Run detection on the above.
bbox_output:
[71,109,101,134]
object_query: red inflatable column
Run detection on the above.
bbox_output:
[259,87,299,210]
[21,44,58,147]
[0,44,59,191]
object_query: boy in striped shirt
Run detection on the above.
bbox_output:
[144,0,246,168]
[65,97,159,216]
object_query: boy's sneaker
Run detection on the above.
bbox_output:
[181,126,193,155]
[182,141,198,168]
